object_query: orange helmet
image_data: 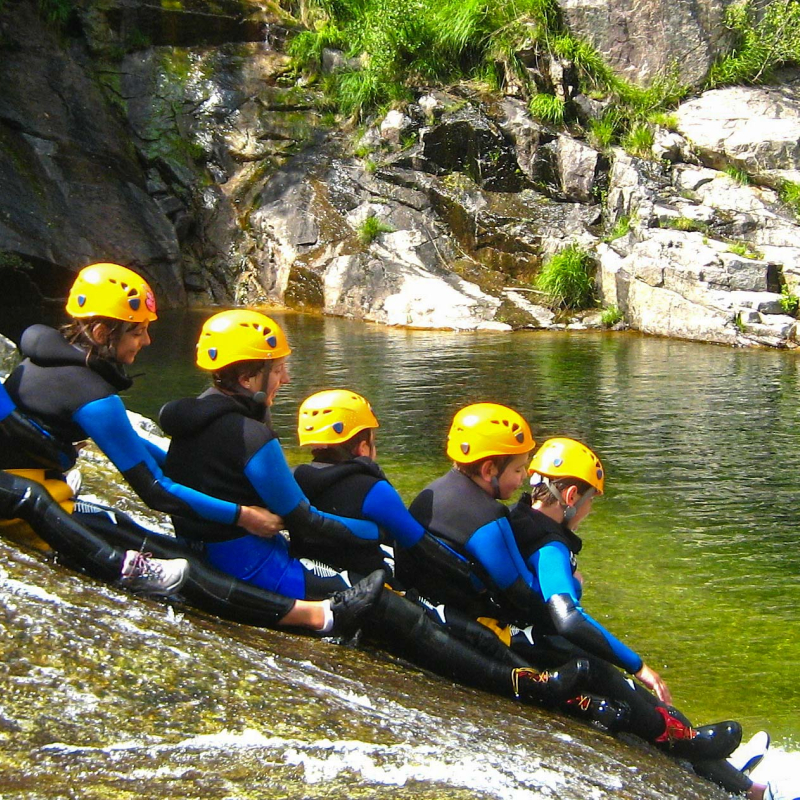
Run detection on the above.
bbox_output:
[196,310,291,370]
[528,438,605,494]
[66,263,157,323]
[447,403,534,464]
[297,389,379,446]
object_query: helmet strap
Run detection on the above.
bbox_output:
[540,477,596,523]
[490,474,501,500]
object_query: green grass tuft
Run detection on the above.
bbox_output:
[780,285,800,316]
[621,122,654,158]
[725,165,751,185]
[357,215,395,244]
[528,93,565,125]
[535,243,594,310]
[600,305,623,326]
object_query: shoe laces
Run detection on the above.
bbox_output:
[566,695,592,711]
[124,551,162,581]
[511,667,551,696]
[654,706,697,743]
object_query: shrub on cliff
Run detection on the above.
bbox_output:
[288,0,559,118]
[708,0,800,87]
[535,243,594,310]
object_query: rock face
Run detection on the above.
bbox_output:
[674,73,800,184]
[0,0,185,306]
[2,0,800,346]
[558,0,735,87]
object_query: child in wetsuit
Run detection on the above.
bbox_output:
[402,403,752,789]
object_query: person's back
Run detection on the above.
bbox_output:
[161,388,269,545]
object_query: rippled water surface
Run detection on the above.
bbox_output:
[128,310,800,747]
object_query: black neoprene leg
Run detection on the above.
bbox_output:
[418,600,529,667]
[510,632,672,741]
[0,471,122,581]
[365,590,528,697]
[692,759,753,794]
[73,505,296,626]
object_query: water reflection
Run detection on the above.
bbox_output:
[126,310,799,746]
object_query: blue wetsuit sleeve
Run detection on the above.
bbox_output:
[74,395,239,524]
[244,438,379,541]
[362,480,424,548]
[534,542,643,673]
[464,517,554,615]
[141,437,167,467]
[467,517,535,590]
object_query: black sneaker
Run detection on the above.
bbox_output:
[329,569,385,637]
[566,694,631,732]
[512,658,590,706]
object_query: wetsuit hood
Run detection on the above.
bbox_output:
[511,492,583,556]
[160,387,268,438]
[21,324,133,391]
[294,457,386,496]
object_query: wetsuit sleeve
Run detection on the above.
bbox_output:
[362,480,424,547]
[140,437,167,467]
[74,395,239,524]
[362,480,474,579]
[244,438,380,541]
[533,541,643,673]
[466,517,546,613]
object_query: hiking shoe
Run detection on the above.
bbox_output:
[566,694,631,732]
[120,550,189,596]
[765,781,800,800]
[329,569,385,637]
[661,718,743,762]
[727,730,770,775]
[512,658,590,706]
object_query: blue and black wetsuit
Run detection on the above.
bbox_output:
[406,469,687,743]
[403,468,542,621]
[159,389,380,600]
[292,458,475,590]
[0,325,297,625]
[3,325,243,525]
[510,494,642,673]
[291,456,584,697]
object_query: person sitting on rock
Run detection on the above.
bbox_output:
[158,314,590,707]
[514,436,793,800]
[0,263,379,636]
[399,404,749,789]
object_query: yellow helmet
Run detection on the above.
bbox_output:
[527,437,605,494]
[446,403,534,464]
[297,389,379,446]
[196,309,291,370]
[66,263,158,323]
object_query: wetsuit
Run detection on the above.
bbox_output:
[508,494,752,792]
[0,325,298,625]
[292,458,475,589]
[406,469,693,744]
[3,326,244,525]
[159,389,380,600]
[292,456,588,700]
